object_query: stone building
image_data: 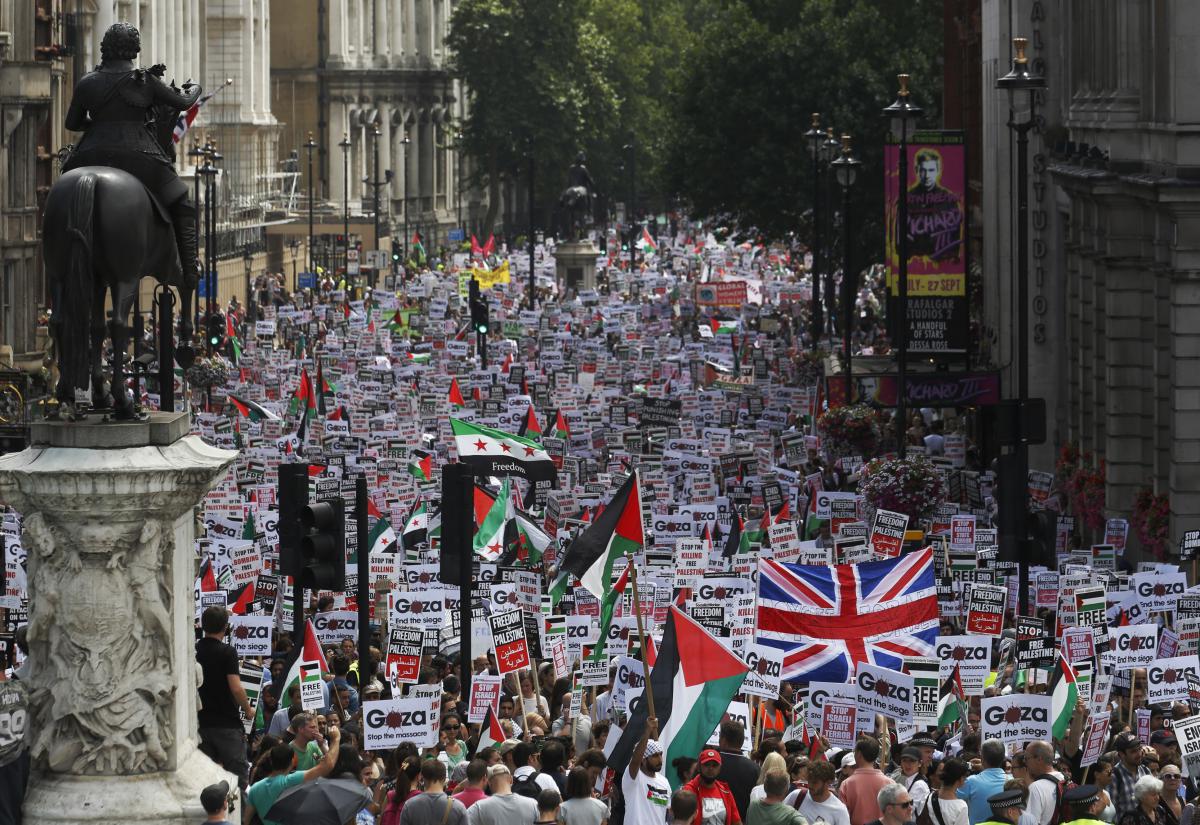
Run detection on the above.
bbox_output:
[0,0,65,359]
[981,0,1200,548]
[270,0,478,260]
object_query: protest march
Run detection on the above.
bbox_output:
[3,227,1198,825]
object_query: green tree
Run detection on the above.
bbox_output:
[665,0,944,259]
[447,0,620,236]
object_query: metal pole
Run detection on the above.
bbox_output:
[306,132,316,291]
[342,134,350,279]
[373,125,381,274]
[842,181,853,404]
[1015,117,1031,617]
[356,475,370,683]
[896,121,909,459]
[812,149,822,350]
[528,154,535,310]
[157,287,175,412]
[403,136,410,261]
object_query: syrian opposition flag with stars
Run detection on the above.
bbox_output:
[450,418,557,483]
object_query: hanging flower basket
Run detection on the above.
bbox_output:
[184,355,231,390]
[858,455,947,525]
[817,403,881,457]
[1132,487,1169,560]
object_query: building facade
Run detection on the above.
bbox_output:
[271,0,478,261]
[981,0,1200,549]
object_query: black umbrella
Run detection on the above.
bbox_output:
[267,776,372,825]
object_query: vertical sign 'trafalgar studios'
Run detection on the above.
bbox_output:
[885,130,969,354]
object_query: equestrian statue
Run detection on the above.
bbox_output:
[558,152,597,240]
[44,21,199,419]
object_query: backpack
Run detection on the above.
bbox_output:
[916,793,941,825]
[792,789,808,811]
[512,770,543,799]
[1033,773,1078,825]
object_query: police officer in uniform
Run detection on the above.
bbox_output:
[980,789,1028,825]
[1062,786,1108,825]
[62,22,203,279]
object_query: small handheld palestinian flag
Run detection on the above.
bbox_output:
[550,409,570,439]
[517,405,542,439]
[407,449,434,482]
[636,226,658,255]
[227,395,278,422]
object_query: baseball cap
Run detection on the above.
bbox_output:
[498,739,521,755]
[840,753,856,769]
[200,781,230,815]
[1114,733,1142,752]
[1150,729,1178,746]
[900,747,922,761]
[699,748,722,765]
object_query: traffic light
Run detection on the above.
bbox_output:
[392,239,401,262]
[469,280,489,335]
[206,312,225,350]
[277,463,309,579]
[299,497,345,591]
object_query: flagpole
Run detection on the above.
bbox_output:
[627,553,657,722]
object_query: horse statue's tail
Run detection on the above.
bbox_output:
[55,171,97,400]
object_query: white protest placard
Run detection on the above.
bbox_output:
[312,610,358,646]
[391,589,446,629]
[363,696,438,750]
[806,680,859,731]
[299,660,325,711]
[1147,656,1200,705]
[1174,714,1200,777]
[949,515,976,551]
[905,657,942,729]
[855,662,914,723]
[581,658,610,688]
[934,635,992,695]
[1132,571,1187,614]
[706,700,751,753]
[1080,710,1111,768]
[741,644,784,700]
[869,509,909,558]
[767,522,803,561]
[467,674,503,724]
[981,693,1051,743]
[1091,674,1113,717]
[239,663,264,734]
[228,615,273,657]
[1104,625,1159,669]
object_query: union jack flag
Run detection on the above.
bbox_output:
[756,547,938,683]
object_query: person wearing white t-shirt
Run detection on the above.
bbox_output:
[785,760,851,825]
[623,718,672,825]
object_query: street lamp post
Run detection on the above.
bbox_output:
[339,132,351,279]
[804,114,824,351]
[187,140,206,334]
[882,74,923,459]
[997,36,1045,617]
[288,238,301,292]
[822,128,840,338]
[198,142,219,343]
[526,137,535,311]
[371,121,382,282]
[831,134,862,404]
[242,244,254,326]
[623,138,637,267]
[402,130,411,262]
[455,130,464,234]
[304,132,317,289]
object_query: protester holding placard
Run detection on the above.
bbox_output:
[244,726,341,825]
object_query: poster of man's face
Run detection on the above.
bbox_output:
[916,156,940,191]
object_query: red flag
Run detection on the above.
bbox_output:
[482,234,496,257]
[448,377,466,407]
[471,234,483,257]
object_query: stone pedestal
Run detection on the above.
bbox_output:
[554,239,601,297]
[0,414,238,824]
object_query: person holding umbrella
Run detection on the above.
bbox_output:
[243,725,342,825]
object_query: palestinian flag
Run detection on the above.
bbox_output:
[448,377,466,407]
[517,405,542,439]
[226,314,243,362]
[450,418,557,483]
[710,318,737,335]
[636,226,659,255]
[722,510,752,558]
[412,231,426,265]
[407,351,431,365]
[473,478,513,561]
[476,705,506,753]
[513,511,552,564]
[402,502,431,550]
[288,369,317,420]
[387,310,409,334]
[550,409,571,439]
[407,450,434,482]
[937,663,967,728]
[227,395,278,422]
[280,620,329,708]
[557,472,644,659]
[607,607,750,791]
[1048,654,1079,739]
[367,499,397,555]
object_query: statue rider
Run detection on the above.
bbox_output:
[567,152,596,204]
[62,22,202,280]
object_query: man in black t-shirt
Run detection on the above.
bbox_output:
[196,606,253,789]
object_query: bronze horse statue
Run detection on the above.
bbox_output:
[43,100,197,419]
